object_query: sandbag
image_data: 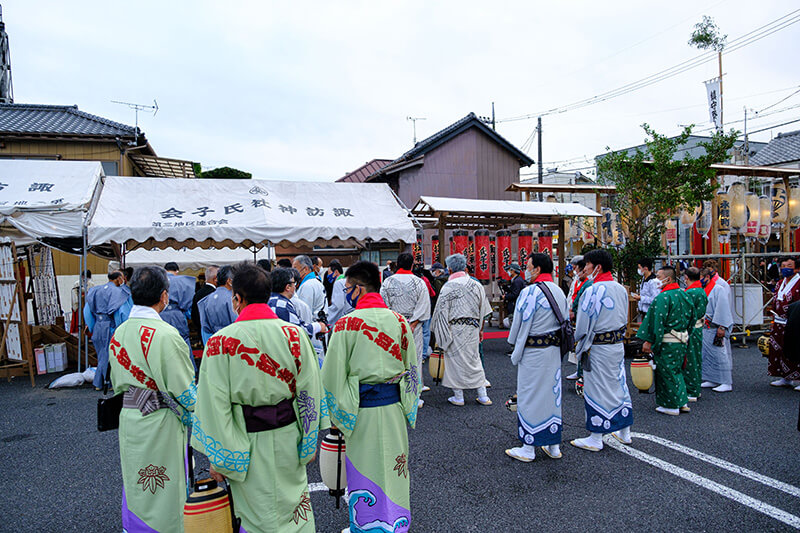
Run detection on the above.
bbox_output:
[48,373,85,389]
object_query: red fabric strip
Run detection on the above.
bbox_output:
[534,273,554,283]
[594,272,614,283]
[661,282,680,292]
[356,292,388,310]
[235,303,278,322]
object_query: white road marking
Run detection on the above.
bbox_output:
[604,436,800,529]
[632,432,800,499]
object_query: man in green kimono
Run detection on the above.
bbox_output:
[683,266,708,402]
[637,265,692,416]
[110,266,196,533]
[322,261,420,533]
[192,264,323,533]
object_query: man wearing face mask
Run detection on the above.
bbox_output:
[699,267,734,393]
[565,258,593,381]
[683,267,708,402]
[767,256,800,389]
[193,264,323,533]
[571,249,633,451]
[322,261,419,533]
[110,266,196,533]
[325,260,353,326]
[630,258,660,321]
[197,265,237,344]
[637,266,693,416]
[504,263,525,325]
[268,268,329,364]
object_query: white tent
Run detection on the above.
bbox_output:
[124,245,274,271]
[0,160,104,241]
[88,177,417,249]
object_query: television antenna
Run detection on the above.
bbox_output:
[111,99,158,145]
[406,116,426,144]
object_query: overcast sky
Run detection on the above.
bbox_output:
[6,1,799,180]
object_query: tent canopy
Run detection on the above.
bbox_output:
[411,195,600,229]
[88,177,416,249]
[0,160,103,240]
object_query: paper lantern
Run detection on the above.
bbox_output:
[758,195,772,244]
[431,235,440,264]
[772,182,788,226]
[539,232,553,257]
[489,236,496,278]
[680,206,698,225]
[468,235,475,270]
[413,230,423,265]
[428,350,445,381]
[320,428,347,498]
[665,219,677,242]
[745,192,759,238]
[600,207,616,244]
[496,230,512,280]
[696,200,712,238]
[474,230,490,282]
[583,216,596,242]
[789,186,800,228]
[453,230,468,258]
[716,190,731,242]
[729,182,747,232]
[518,230,533,267]
[613,212,625,246]
[788,186,800,228]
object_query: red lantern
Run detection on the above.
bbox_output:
[413,230,423,266]
[468,235,475,271]
[490,236,496,279]
[497,230,512,280]
[453,230,469,257]
[449,236,454,256]
[474,230,490,282]
[518,230,533,267]
[432,235,440,264]
[539,231,553,257]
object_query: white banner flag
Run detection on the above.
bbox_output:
[705,78,722,130]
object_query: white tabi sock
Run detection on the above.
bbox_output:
[477,386,489,399]
[618,426,631,441]
[452,389,464,402]
[507,444,536,460]
[545,444,561,457]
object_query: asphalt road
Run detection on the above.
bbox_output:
[2,335,799,532]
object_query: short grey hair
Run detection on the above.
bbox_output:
[205,265,219,280]
[445,253,467,273]
[293,255,313,269]
[570,255,584,265]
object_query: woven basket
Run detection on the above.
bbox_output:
[184,478,233,533]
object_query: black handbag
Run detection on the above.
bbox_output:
[97,363,122,432]
[535,282,575,359]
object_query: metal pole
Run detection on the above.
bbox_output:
[537,117,543,201]
[77,240,83,373]
[739,244,746,347]
[82,225,88,371]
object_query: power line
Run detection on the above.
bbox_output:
[499,9,800,123]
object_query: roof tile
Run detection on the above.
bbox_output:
[0,103,137,138]
[750,130,800,166]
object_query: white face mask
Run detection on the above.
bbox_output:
[524,269,533,282]
[637,268,643,276]
[587,265,600,281]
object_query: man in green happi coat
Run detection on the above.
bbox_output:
[322,261,419,533]
[193,264,323,532]
[110,266,196,533]
[683,267,708,402]
[637,265,693,416]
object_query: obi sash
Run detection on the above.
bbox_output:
[663,330,689,344]
[359,383,401,408]
[593,326,626,345]
[526,330,560,348]
[122,386,180,417]
[449,317,480,328]
[242,398,296,433]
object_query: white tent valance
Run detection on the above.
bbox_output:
[124,246,274,271]
[412,196,601,218]
[0,160,104,239]
[88,177,416,249]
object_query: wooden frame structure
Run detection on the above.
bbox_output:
[411,196,600,279]
[0,242,35,386]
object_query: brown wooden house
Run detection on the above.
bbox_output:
[337,112,534,264]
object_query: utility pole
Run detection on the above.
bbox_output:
[407,116,426,145]
[537,116,543,200]
[718,51,723,129]
[491,102,495,130]
[0,5,13,104]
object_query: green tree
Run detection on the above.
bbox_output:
[597,124,738,284]
[688,15,727,52]
[198,166,252,179]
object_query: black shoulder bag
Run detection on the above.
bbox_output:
[535,282,575,359]
[97,362,122,432]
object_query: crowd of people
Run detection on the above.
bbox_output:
[79,247,800,532]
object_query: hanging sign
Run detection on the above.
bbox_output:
[705,78,722,130]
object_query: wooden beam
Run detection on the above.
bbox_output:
[710,175,719,255]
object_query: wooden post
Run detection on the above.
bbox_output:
[710,175,719,255]
[783,177,791,252]
[438,215,446,264]
[557,218,566,280]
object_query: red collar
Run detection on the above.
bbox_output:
[534,273,554,283]
[703,276,717,296]
[355,292,388,310]
[235,303,278,322]
[686,281,703,290]
[661,282,680,292]
[449,271,467,280]
[594,272,613,283]
[395,269,413,275]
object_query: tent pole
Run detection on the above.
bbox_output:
[557,218,566,280]
[77,236,83,373]
[82,224,88,372]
